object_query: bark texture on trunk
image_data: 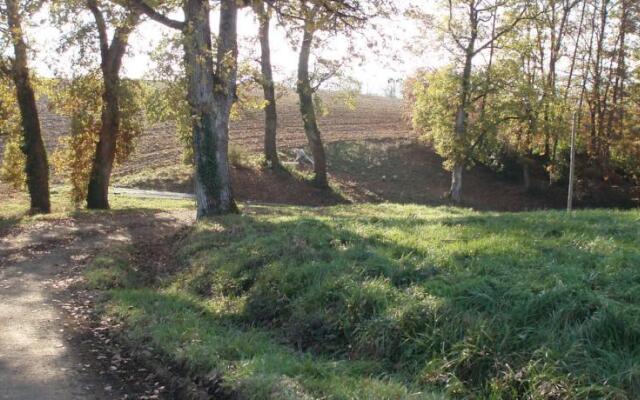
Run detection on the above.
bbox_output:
[184,0,238,218]
[255,2,279,168]
[86,2,140,209]
[297,25,328,188]
[589,0,609,160]
[450,164,463,203]
[131,0,238,218]
[6,0,50,213]
[449,29,475,203]
[86,74,119,209]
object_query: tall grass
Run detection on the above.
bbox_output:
[98,204,640,399]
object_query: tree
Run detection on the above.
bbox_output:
[296,3,329,187]
[410,67,461,175]
[385,78,402,98]
[409,0,639,197]
[1,0,50,213]
[276,0,388,188]
[0,75,26,190]
[50,0,144,208]
[85,0,142,209]
[253,0,280,169]
[48,74,146,205]
[145,34,193,162]
[131,0,241,218]
[535,0,581,169]
[425,0,530,202]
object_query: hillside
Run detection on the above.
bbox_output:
[1,92,637,210]
[113,91,414,176]
[85,203,640,399]
[105,92,570,210]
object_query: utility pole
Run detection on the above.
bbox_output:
[567,112,577,211]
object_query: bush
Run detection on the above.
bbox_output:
[229,144,262,169]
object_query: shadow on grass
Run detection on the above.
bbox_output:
[115,160,351,207]
[0,188,194,238]
[104,205,640,398]
[0,216,22,237]
[109,288,442,399]
[325,140,570,211]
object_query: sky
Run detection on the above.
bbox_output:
[29,2,446,96]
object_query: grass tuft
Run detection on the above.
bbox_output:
[92,204,640,399]
[85,247,140,290]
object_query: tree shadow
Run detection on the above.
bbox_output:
[0,206,200,399]
[168,207,640,397]
[0,216,21,238]
[325,140,568,211]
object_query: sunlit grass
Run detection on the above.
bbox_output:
[113,164,193,191]
[0,185,193,231]
[87,203,640,399]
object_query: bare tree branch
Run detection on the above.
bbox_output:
[473,5,534,56]
[311,61,343,92]
[127,0,185,30]
[447,0,467,50]
[86,0,109,61]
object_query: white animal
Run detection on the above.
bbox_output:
[293,148,314,167]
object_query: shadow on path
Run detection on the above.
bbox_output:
[0,208,194,400]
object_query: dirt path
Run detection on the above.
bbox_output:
[111,187,195,200]
[0,210,194,400]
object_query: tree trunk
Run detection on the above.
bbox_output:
[450,164,463,203]
[255,2,279,169]
[564,0,587,101]
[211,0,238,211]
[590,0,609,160]
[6,0,50,213]
[87,76,119,209]
[86,3,140,209]
[523,162,531,191]
[449,18,475,203]
[604,0,627,176]
[567,112,577,211]
[297,24,328,188]
[184,0,238,218]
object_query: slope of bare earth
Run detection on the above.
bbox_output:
[113,91,415,177]
[1,91,636,210]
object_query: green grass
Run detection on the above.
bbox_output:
[114,164,193,192]
[89,204,640,399]
[0,186,193,232]
[85,246,141,290]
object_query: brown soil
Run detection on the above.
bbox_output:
[113,139,570,211]
[233,167,346,206]
[1,92,637,210]
[326,140,569,211]
[104,92,640,211]
[0,210,195,400]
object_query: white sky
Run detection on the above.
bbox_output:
[29,1,446,95]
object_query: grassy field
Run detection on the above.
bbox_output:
[86,204,640,399]
[0,186,194,234]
